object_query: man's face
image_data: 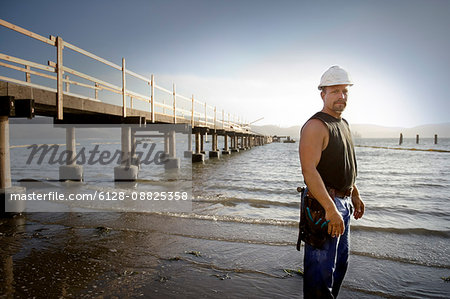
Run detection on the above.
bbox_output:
[321,85,349,115]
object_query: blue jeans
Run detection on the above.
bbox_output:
[303,193,352,299]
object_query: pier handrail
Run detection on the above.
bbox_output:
[0,18,248,132]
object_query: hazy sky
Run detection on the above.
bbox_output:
[1,0,449,128]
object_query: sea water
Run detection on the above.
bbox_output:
[6,136,450,298]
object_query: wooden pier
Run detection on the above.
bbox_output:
[0,19,271,210]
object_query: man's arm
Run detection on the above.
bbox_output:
[299,119,345,237]
[351,184,365,219]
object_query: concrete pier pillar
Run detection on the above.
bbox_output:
[1,116,25,215]
[240,135,246,151]
[114,126,138,181]
[130,130,140,169]
[184,130,192,158]
[59,127,83,181]
[209,132,221,158]
[161,132,170,159]
[192,131,205,163]
[200,134,205,154]
[230,135,239,152]
[222,134,231,155]
[165,130,180,169]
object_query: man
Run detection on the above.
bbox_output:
[299,65,365,298]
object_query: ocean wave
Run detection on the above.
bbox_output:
[194,196,450,219]
[360,205,450,218]
[342,285,415,299]
[409,182,448,189]
[193,197,299,209]
[200,184,298,195]
[351,225,450,238]
[157,211,297,227]
[152,211,450,238]
[350,250,450,269]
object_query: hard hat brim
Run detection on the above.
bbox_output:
[318,82,353,90]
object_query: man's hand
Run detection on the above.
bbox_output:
[325,207,345,237]
[351,196,365,220]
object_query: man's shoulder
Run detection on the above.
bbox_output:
[300,117,329,150]
[301,118,328,135]
[303,112,329,128]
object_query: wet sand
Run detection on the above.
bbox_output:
[1,212,381,298]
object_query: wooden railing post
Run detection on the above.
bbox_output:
[151,74,155,123]
[56,36,64,120]
[191,95,194,127]
[214,106,216,130]
[65,75,70,92]
[204,103,207,126]
[173,83,176,124]
[95,83,99,100]
[25,65,31,82]
[122,57,126,117]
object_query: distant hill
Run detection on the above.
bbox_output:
[251,122,450,139]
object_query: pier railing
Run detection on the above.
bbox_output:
[0,19,246,132]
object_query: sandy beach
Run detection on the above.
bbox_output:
[0,212,385,299]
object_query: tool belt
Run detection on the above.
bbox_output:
[327,186,353,199]
[296,186,352,250]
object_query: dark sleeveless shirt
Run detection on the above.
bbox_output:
[308,112,357,191]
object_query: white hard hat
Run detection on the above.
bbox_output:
[318,65,353,90]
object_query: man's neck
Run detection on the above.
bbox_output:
[321,108,342,119]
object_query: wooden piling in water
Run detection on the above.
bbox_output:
[399,133,403,145]
[416,134,419,144]
[434,134,438,144]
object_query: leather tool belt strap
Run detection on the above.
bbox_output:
[326,186,353,199]
[303,187,353,200]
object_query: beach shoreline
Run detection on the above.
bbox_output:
[0,212,387,299]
